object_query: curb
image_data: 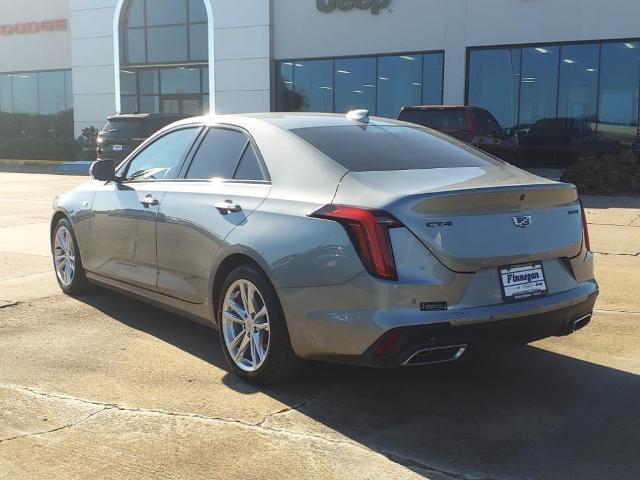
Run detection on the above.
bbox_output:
[0,159,65,165]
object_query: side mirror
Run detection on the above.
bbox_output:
[90,159,116,181]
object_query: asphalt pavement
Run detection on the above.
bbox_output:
[1,165,639,480]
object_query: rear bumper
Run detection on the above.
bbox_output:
[310,290,598,368]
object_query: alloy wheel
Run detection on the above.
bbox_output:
[53,226,76,287]
[221,279,271,372]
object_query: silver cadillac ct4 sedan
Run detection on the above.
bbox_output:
[51,112,598,384]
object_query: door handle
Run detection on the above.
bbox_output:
[214,200,242,213]
[140,195,159,207]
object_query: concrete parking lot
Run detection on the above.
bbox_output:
[1,166,639,480]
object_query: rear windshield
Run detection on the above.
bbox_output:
[291,125,493,172]
[100,118,180,139]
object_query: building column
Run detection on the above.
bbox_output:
[70,0,118,138]
[442,0,467,105]
[212,0,272,114]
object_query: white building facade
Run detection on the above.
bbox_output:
[1,0,639,166]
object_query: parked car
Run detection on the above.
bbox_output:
[398,105,519,163]
[96,113,191,162]
[518,117,622,167]
[51,111,597,384]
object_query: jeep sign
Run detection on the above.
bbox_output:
[317,0,392,15]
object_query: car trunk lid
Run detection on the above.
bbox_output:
[333,166,582,272]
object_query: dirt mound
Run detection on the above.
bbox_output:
[561,151,640,196]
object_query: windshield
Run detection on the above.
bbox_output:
[472,109,502,134]
[291,125,493,172]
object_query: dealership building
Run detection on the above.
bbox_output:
[1,0,639,167]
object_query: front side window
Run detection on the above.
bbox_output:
[126,127,199,181]
[423,110,469,132]
[186,128,248,179]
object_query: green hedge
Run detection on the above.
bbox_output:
[0,138,81,160]
[0,110,82,160]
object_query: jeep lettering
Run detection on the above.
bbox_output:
[317,0,391,14]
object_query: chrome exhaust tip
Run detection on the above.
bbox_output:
[402,344,468,366]
[572,313,592,333]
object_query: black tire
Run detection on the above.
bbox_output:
[51,217,90,295]
[217,264,301,385]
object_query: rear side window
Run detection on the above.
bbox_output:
[422,110,469,131]
[234,145,265,181]
[291,125,493,172]
[186,128,248,179]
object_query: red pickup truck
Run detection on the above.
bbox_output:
[398,105,520,164]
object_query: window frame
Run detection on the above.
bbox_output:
[119,124,204,183]
[179,124,271,184]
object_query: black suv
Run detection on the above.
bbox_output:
[96,114,191,161]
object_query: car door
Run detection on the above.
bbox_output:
[86,126,202,291]
[156,126,271,303]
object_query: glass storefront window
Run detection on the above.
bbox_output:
[139,69,159,94]
[468,48,521,131]
[558,44,599,122]
[140,95,160,114]
[277,62,295,111]
[161,67,200,94]
[64,71,73,111]
[275,52,444,117]
[147,0,187,26]
[334,57,376,114]
[423,52,444,106]
[125,29,145,64]
[12,73,38,114]
[120,70,137,95]
[519,46,559,131]
[0,69,73,140]
[126,0,144,27]
[598,42,640,149]
[201,67,209,94]
[467,40,640,168]
[37,71,67,115]
[120,0,208,115]
[189,0,208,23]
[377,55,422,118]
[293,60,333,113]
[189,24,208,61]
[147,26,188,63]
[0,74,13,113]
[121,95,138,113]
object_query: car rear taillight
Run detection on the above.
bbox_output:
[311,205,402,280]
[580,202,591,252]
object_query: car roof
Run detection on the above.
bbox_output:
[169,112,411,131]
[107,113,192,122]
[401,105,483,112]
